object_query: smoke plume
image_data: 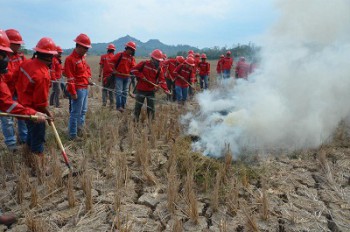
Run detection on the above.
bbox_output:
[184,0,350,157]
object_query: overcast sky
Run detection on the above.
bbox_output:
[2,0,278,50]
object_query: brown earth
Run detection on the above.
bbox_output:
[0,57,349,232]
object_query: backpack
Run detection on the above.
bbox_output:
[105,53,123,88]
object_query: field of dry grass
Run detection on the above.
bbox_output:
[0,56,349,231]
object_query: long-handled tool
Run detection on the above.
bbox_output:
[175,75,197,91]
[49,121,71,170]
[0,112,50,121]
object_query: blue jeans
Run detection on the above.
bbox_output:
[223,69,231,79]
[200,75,209,89]
[115,77,129,109]
[26,120,46,153]
[1,114,27,149]
[68,89,88,138]
[175,86,188,102]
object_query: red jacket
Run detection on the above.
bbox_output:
[52,56,62,80]
[216,58,224,74]
[174,64,196,88]
[3,52,26,95]
[131,60,168,92]
[236,61,250,79]
[0,75,36,115]
[16,58,51,111]
[221,57,233,70]
[198,61,210,76]
[162,58,178,81]
[64,49,91,95]
[99,53,114,84]
[111,51,136,78]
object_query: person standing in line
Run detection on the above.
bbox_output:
[216,54,224,76]
[111,41,136,112]
[222,51,234,79]
[49,46,63,107]
[98,43,116,107]
[0,29,27,151]
[235,57,250,79]
[131,49,170,121]
[64,33,93,140]
[173,57,196,106]
[163,55,185,101]
[16,37,56,173]
[198,53,210,89]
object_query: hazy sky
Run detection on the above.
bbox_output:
[2,0,278,49]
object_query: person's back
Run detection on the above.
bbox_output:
[236,57,250,79]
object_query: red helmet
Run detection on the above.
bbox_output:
[74,33,91,48]
[201,53,207,59]
[150,49,164,61]
[187,54,194,59]
[5,29,24,44]
[56,46,63,53]
[188,50,194,55]
[0,30,13,53]
[220,55,224,58]
[125,41,136,50]
[107,43,116,50]
[240,56,246,61]
[33,37,57,55]
[226,51,231,55]
[176,56,185,63]
[163,53,167,59]
[185,57,195,66]
[195,53,200,57]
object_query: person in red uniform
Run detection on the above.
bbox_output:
[216,54,224,76]
[173,57,196,105]
[0,29,47,227]
[98,43,116,107]
[198,53,210,89]
[131,49,170,121]
[222,51,234,79]
[235,57,250,79]
[111,41,136,112]
[1,29,28,151]
[49,46,63,107]
[64,33,92,140]
[16,37,56,164]
[163,55,184,101]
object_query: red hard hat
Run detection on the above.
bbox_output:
[195,53,200,57]
[176,56,185,63]
[188,50,194,55]
[125,41,136,50]
[185,57,195,66]
[201,53,207,59]
[187,54,194,59]
[0,30,13,53]
[56,46,63,53]
[74,33,91,48]
[150,49,164,61]
[226,51,231,55]
[240,56,245,61]
[220,55,224,58]
[33,37,57,55]
[5,29,24,44]
[163,53,167,59]
[107,43,116,50]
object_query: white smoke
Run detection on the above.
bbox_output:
[184,0,350,157]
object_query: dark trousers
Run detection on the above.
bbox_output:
[102,80,115,106]
[166,79,176,101]
[134,90,155,121]
[26,120,46,154]
[49,82,60,107]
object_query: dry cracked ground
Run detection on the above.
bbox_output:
[0,58,349,232]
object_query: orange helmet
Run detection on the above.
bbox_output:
[74,33,91,48]
[5,29,24,44]
[185,57,195,66]
[201,53,207,59]
[33,37,57,55]
[125,41,136,50]
[107,43,116,50]
[150,49,164,61]
[188,50,194,55]
[176,56,185,63]
[0,30,13,53]
[56,46,63,53]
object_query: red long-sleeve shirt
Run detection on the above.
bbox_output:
[16,58,51,111]
[111,51,136,78]
[163,58,178,81]
[221,57,233,70]
[0,75,36,115]
[216,58,224,74]
[64,49,91,95]
[99,53,114,84]
[52,56,62,80]
[236,61,250,79]
[198,61,210,76]
[174,64,196,88]
[131,60,168,92]
[3,52,26,95]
